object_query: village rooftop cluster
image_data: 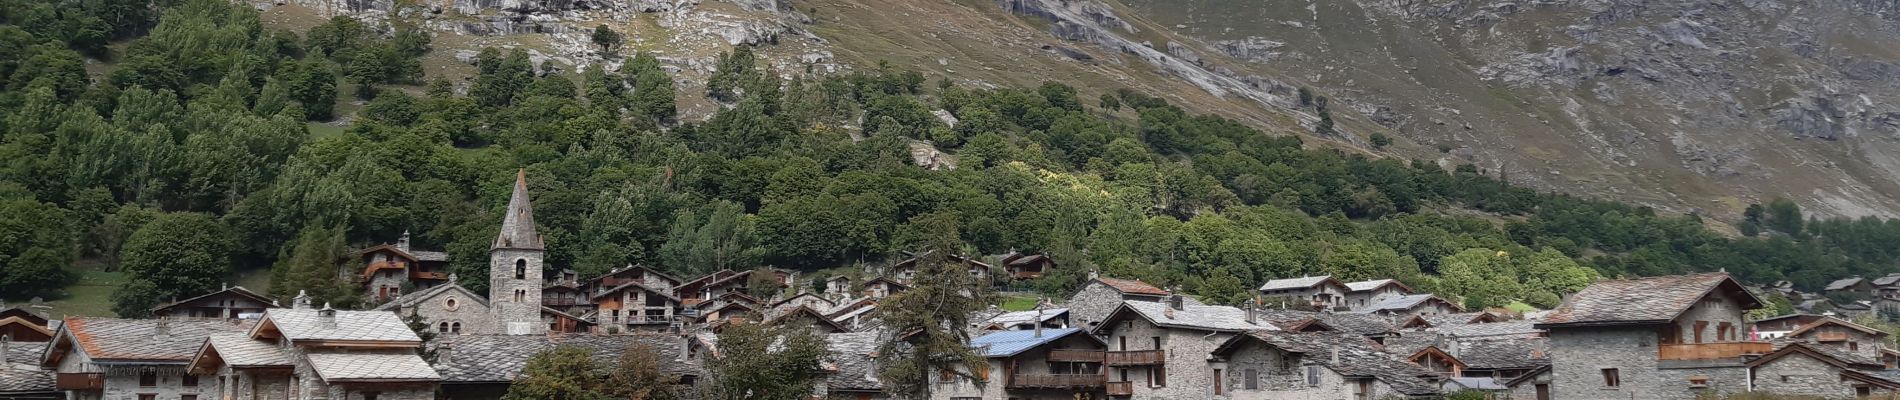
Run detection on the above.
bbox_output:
[3,174,1898,400]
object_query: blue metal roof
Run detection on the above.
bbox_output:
[970,328,1084,358]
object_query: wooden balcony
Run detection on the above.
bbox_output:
[1105,350,1165,366]
[56,373,103,390]
[410,270,448,280]
[1658,341,1773,361]
[544,298,583,306]
[1048,349,1105,363]
[1106,381,1133,396]
[1816,331,1852,342]
[1008,374,1105,389]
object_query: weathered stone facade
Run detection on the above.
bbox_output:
[1546,327,1664,398]
[1102,313,1237,399]
[382,285,495,335]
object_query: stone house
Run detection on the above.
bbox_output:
[688,269,795,303]
[431,333,699,400]
[1751,313,1825,339]
[1826,277,1876,299]
[1208,330,1442,399]
[890,251,990,284]
[998,252,1054,281]
[1062,276,1172,330]
[1875,274,1900,300]
[766,306,852,334]
[152,286,275,320]
[356,232,453,303]
[1348,294,1461,318]
[1836,301,1877,319]
[767,292,836,318]
[1502,365,1553,400]
[1342,279,1412,311]
[675,270,738,307]
[0,307,53,342]
[374,284,494,335]
[1783,316,1888,358]
[41,317,251,400]
[930,327,1107,400]
[180,306,438,400]
[1090,295,1275,399]
[823,276,853,300]
[1745,342,1900,398]
[825,299,881,332]
[861,278,908,300]
[579,265,681,297]
[1257,276,1350,310]
[591,281,682,331]
[1535,272,1766,400]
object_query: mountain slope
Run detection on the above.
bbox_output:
[264,0,1900,219]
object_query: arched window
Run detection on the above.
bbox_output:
[514,290,525,303]
[438,322,449,333]
[450,322,462,334]
[515,259,527,279]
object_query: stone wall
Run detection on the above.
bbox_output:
[1064,282,1129,330]
[1655,364,1747,399]
[95,365,215,400]
[1506,369,1552,400]
[1752,352,1854,398]
[489,248,546,335]
[399,286,495,335]
[1102,314,1235,399]
[1546,327,1662,399]
[1671,290,1748,343]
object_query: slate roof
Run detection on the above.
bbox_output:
[1,341,52,394]
[258,309,421,343]
[592,281,682,302]
[433,334,699,383]
[1092,277,1168,296]
[411,250,450,262]
[1457,337,1550,370]
[1350,294,1457,314]
[1108,301,1275,333]
[373,283,488,311]
[1753,342,1885,370]
[982,308,1068,328]
[1445,377,1508,391]
[1246,309,1396,337]
[1345,279,1411,293]
[825,331,884,391]
[306,352,440,382]
[1259,276,1340,291]
[151,286,275,312]
[1538,273,1760,328]
[201,334,292,367]
[970,328,1090,357]
[1828,277,1868,291]
[1788,316,1886,338]
[1435,320,1543,338]
[1232,331,1441,396]
[56,318,251,363]
[1873,274,1900,287]
[493,169,545,251]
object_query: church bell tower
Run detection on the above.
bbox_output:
[490,169,546,335]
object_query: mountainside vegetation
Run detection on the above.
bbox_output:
[6,0,1900,314]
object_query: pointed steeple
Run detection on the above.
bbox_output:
[493,169,545,251]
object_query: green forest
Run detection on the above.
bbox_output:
[4,0,1900,316]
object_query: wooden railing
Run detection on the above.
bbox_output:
[1048,349,1106,363]
[1105,350,1165,366]
[56,373,103,390]
[1008,374,1105,388]
[1658,341,1773,361]
[1106,381,1134,396]
[544,298,582,306]
[411,270,448,280]
[1816,331,1852,342]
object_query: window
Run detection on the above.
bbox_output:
[445,298,459,309]
[1687,376,1709,388]
[1245,368,1259,390]
[182,396,198,400]
[515,259,527,279]
[139,371,157,387]
[438,322,450,333]
[1716,323,1731,342]
[1602,368,1621,387]
[1306,365,1322,386]
[1851,342,1860,351]
[1119,336,1128,351]
[1858,386,1874,397]
[1693,321,1708,343]
[451,322,462,334]
[1152,336,1163,350]
[1150,365,1166,387]
[138,395,155,400]
[182,374,198,386]
[363,392,380,400]
[940,368,955,383]
[1213,369,1223,395]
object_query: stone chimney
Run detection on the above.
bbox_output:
[1087,270,1099,280]
[1330,346,1340,364]
[1245,298,1257,325]
[437,341,452,363]
[865,350,881,382]
[1034,306,1045,338]
[318,303,337,328]
[677,334,691,362]
[1167,294,1185,311]
[293,290,312,310]
[397,230,413,252]
[154,317,171,339]
[1,334,10,364]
